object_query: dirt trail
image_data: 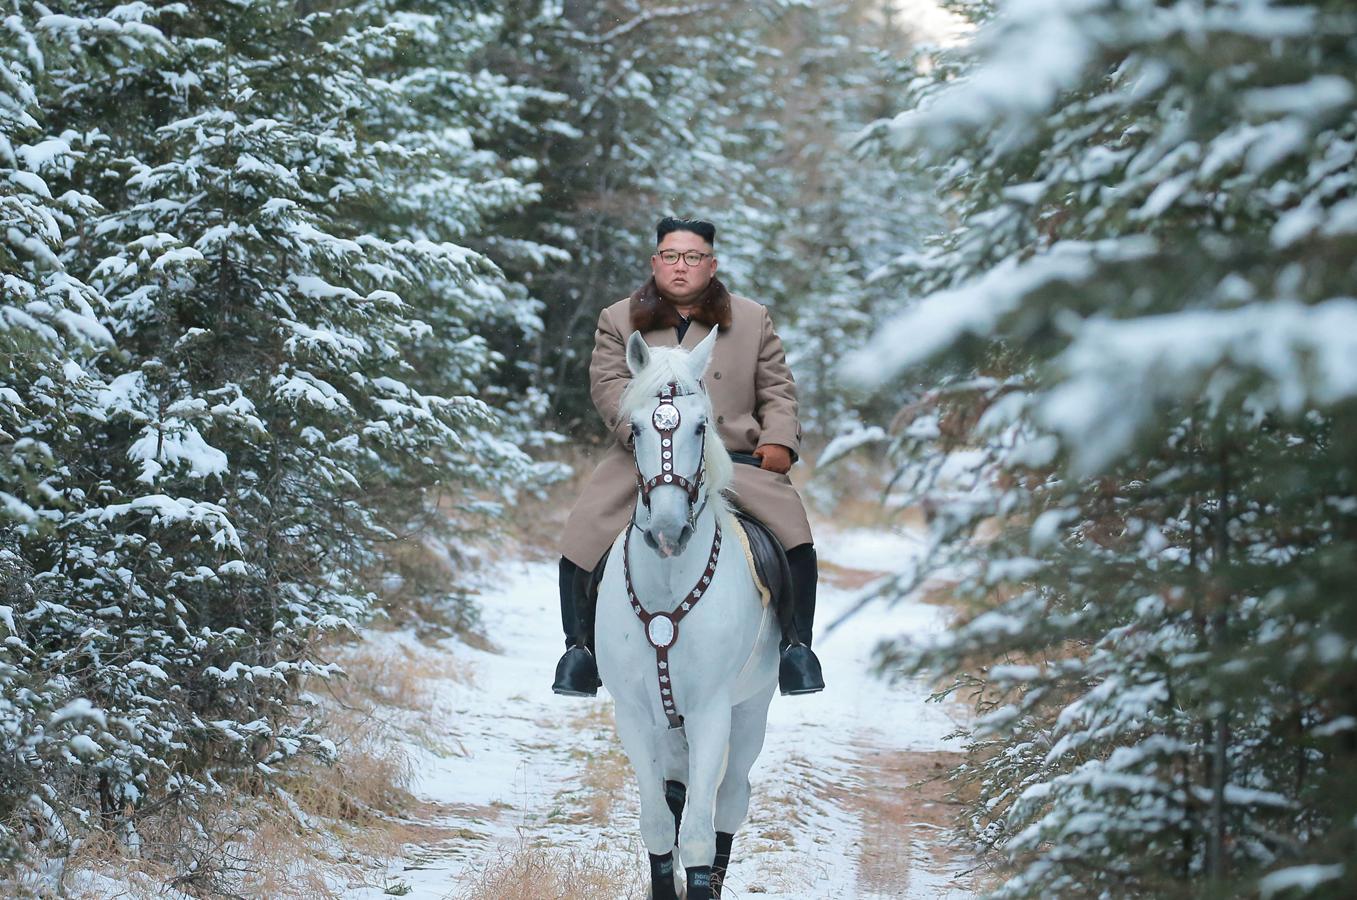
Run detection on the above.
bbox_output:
[341,527,976,899]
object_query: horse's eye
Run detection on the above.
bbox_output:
[630,422,641,435]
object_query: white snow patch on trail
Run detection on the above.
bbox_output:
[342,524,975,898]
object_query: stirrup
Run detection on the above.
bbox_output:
[778,644,825,696]
[552,645,601,696]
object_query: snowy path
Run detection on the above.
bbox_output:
[342,526,975,899]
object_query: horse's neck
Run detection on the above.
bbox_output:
[628,503,724,612]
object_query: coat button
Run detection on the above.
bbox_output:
[713,371,722,379]
[717,415,724,424]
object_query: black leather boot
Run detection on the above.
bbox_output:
[552,557,600,696]
[778,544,825,695]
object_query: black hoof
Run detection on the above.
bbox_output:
[713,831,734,898]
[778,644,825,695]
[686,865,714,900]
[552,645,601,696]
[649,851,679,900]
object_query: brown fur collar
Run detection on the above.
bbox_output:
[630,276,733,334]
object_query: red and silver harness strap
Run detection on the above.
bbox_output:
[634,381,706,512]
[623,520,723,729]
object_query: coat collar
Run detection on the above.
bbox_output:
[629,275,733,336]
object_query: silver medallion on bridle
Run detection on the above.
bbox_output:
[652,402,680,432]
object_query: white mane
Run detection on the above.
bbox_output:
[619,345,735,519]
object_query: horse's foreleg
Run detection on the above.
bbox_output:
[710,690,774,897]
[613,707,681,900]
[714,690,773,831]
[676,702,733,899]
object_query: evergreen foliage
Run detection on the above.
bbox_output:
[485,0,921,440]
[2,1,543,886]
[853,0,1357,895]
[746,0,933,441]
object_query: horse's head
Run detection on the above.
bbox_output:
[621,328,732,557]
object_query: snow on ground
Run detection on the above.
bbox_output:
[341,523,975,899]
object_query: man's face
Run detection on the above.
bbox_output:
[651,230,717,306]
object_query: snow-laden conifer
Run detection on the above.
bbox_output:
[852,0,1357,895]
[488,0,803,425]
[2,1,543,883]
[1,9,116,874]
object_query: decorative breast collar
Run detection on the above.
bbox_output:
[623,520,722,729]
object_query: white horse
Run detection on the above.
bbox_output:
[594,328,781,900]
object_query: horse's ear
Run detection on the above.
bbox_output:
[687,325,719,379]
[626,331,650,376]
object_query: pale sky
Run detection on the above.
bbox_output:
[883,0,973,47]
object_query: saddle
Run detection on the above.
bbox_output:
[579,510,795,651]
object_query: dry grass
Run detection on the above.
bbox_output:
[52,632,478,899]
[449,838,647,900]
[324,636,474,709]
[279,635,479,832]
[812,489,927,534]
[58,789,367,900]
[493,443,608,562]
[818,556,889,591]
[560,706,633,826]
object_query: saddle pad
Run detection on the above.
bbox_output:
[730,516,772,608]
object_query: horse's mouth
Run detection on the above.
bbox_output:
[645,529,681,558]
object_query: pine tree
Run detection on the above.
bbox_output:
[481,1,930,441]
[852,0,1357,895]
[337,0,560,589]
[1,7,115,873]
[485,0,799,431]
[3,2,544,884]
[740,0,932,443]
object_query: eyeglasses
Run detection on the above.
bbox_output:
[656,250,714,266]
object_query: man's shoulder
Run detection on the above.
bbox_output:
[728,292,766,314]
[728,292,774,325]
[599,295,631,326]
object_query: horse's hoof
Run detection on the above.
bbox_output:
[647,849,682,900]
[778,644,825,695]
[685,865,713,900]
[551,645,601,696]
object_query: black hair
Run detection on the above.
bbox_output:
[656,216,716,246]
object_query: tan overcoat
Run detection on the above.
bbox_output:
[561,290,813,569]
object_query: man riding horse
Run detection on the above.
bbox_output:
[553,216,825,698]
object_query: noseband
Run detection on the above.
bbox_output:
[633,381,707,527]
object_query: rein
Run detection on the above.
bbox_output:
[624,379,720,729]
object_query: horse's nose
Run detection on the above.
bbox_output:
[674,524,693,553]
[643,529,660,551]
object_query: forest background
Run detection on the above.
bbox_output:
[3,0,1356,898]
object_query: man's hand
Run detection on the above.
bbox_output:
[753,444,792,474]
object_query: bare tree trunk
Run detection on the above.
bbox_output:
[1207,441,1231,881]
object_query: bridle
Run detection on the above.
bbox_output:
[624,379,722,728]
[632,380,708,530]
